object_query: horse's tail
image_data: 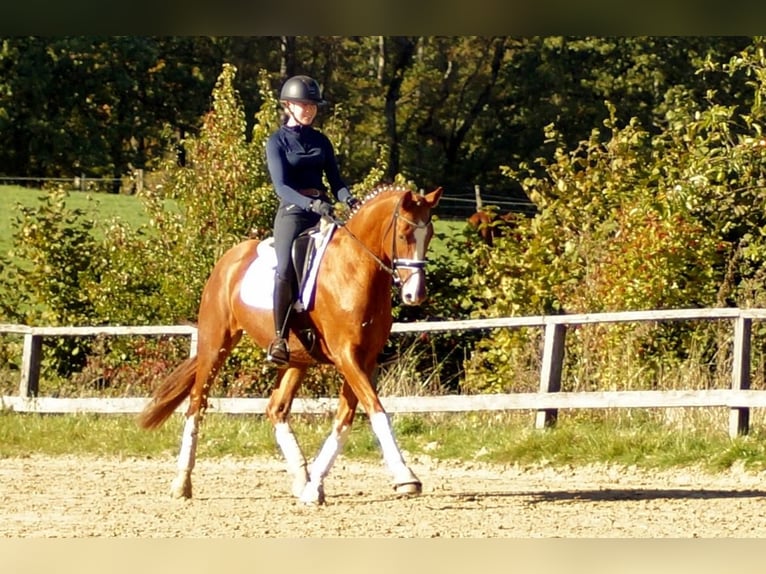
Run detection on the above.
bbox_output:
[137,356,198,430]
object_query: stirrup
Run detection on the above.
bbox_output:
[267,337,290,366]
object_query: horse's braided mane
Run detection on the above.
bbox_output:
[349,183,413,217]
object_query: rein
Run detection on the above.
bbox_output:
[333,193,430,286]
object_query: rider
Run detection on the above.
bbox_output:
[265,74,359,366]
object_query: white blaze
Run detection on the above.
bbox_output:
[398,220,429,305]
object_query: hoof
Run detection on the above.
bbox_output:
[170,473,192,499]
[299,481,326,505]
[393,467,421,496]
[394,481,422,496]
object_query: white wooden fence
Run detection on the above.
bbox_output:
[2,307,766,438]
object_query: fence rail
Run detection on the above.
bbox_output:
[2,308,766,437]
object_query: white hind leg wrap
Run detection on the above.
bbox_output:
[298,425,350,504]
[308,424,350,482]
[177,414,199,472]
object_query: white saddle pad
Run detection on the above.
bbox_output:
[240,223,335,310]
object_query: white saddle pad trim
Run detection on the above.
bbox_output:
[239,223,335,310]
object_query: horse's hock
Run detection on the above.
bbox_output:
[3,454,766,537]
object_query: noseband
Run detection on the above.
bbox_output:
[390,208,430,286]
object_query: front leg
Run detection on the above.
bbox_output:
[334,349,422,496]
[369,410,422,494]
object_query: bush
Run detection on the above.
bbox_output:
[462,43,766,394]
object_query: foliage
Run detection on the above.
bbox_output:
[0,36,755,204]
[461,38,766,394]
[0,188,104,375]
[0,37,225,186]
[0,64,280,391]
[0,188,99,325]
[88,64,281,394]
[5,40,766,404]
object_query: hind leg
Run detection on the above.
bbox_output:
[298,381,358,504]
[267,366,310,498]
[170,412,200,498]
[171,330,240,499]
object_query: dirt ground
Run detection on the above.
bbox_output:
[2,453,766,538]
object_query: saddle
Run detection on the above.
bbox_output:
[291,219,335,311]
[285,221,335,358]
[240,220,335,313]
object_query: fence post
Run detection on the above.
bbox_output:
[730,315,752,437]
[19,333,42,397]
[188,328,198,358]
[535,321,567,429]
[474,184,483,211]
[135,169,144,194]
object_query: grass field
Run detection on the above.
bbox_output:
[0,184,466,258]
[0,185,155,255]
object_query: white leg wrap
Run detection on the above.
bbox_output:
[369,411,408,475]
[299,425,350,504]
[370,412,421,489]
[309,425,350,482]
[170,415,199,498]
[275,422,307,474]
[177,415,199,472]
[275,422,309,497]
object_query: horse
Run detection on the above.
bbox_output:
[467,208,521,247]
[137,183,444,504]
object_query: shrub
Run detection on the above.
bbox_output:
[462,42,766,394]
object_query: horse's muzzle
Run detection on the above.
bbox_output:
[398,268,427,306]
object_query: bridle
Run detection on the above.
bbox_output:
[334,193,431,286]
[389,208,431,286]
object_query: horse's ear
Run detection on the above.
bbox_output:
[403,186,443,209]
[425,187,443,207]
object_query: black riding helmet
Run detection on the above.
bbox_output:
[279,75,327,106]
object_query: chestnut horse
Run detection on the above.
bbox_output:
[467,209,521,247]
[138,183,443,504]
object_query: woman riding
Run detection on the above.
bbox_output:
[265,74,359,366]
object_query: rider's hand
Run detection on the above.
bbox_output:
[310,199,334,218]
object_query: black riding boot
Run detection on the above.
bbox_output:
[267,276,292,366]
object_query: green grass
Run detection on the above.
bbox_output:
[0,184,466,259]
[0,185,156,255]
[3,410,766,474]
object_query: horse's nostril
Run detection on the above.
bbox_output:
[403,292,421,306]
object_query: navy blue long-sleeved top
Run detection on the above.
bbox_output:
[266,123,350,210]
